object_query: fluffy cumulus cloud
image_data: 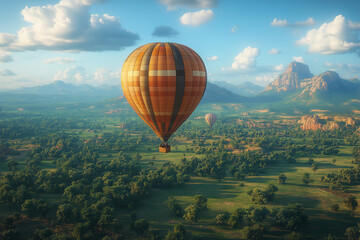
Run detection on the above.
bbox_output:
[207,56,218,61]
[54,65,87,84]
[296,15,360,55]
[0,52,13,62]
[152,25,179,37]
[0,0,139,52]
[180,9,214,27]
[44,57,75,64]
[158,0,217,10]
[293,56,304,63]
[54,65,120,85]
[229,46,260,71]
[267,48,281,55]
[271,17,315,27]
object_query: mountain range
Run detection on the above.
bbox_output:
[1,80,245,104]
[212,81,264,96]
[1,62,359,110]
[262,61,360,106]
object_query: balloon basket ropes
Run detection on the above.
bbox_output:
[159,144,171,153]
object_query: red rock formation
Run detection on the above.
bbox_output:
[298,115,357,131]
[265,62,313,92]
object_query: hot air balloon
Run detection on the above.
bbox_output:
[205,113,216,129]
[121,42,207,153]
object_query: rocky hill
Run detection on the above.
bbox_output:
[264,62,360,105]
[265,62,313,92]
[298,115,358,131]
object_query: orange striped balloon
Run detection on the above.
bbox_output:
[205,113,216,129]
[121,42,207,144]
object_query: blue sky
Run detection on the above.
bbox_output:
[0,0,359,89]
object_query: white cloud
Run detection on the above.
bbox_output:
[271,18,288,27]
[267,48,281,55]
[231,25,238,33]
[229,46,260,71]
[0,0,138,52]
[296,15,360,55]
[0,52,13,62]
[180,9,214,27]
[349,20,360,30]
[94,68,121,85]
[54,65,87,84]
[54,65,121,85]
[255,72,278,85]
[0,69,17,76]
[274,64,284,71]
[293,56,304,63]
[44,57,75,64]
[207,56,218,61]
[271,17,315,27]
[158,0,217,10]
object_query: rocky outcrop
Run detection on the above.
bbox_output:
[298,115,357,131]
[265,62,360,103]
[265,62,313,92]
[298,115,323,130]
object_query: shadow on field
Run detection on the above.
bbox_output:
[272,193,321,208]
[302,209,358,238]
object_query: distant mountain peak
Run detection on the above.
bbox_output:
[265,61,313,92]
[284,61,312,76]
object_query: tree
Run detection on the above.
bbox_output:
[56,204,74,222]
[240,224,265,240]
[278,174,287,184]
[284,232,304,240]
[344,225,360,240]
[133,219,149,238]
[228,208,245,228]
[6,160,18,171]
[183,204,199,223]
[1,229,19,240]
[72,223,90,240]
[302,173,313,186]
[34,228,53,240]
[307,158,314,165]
[165,196,183,217]
[311,163,319,172]
[330,204,339,212]
[194,194,207,210]
[172,224,186,240]
[214,213,227,225]
[244,206,269,226]
[272,204,308,230]
[344,196,358,215]
[247,184,278,204]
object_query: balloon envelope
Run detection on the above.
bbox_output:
[205,113,217,128]
[121,42,207,142]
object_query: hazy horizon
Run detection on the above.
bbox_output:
[0,0,359,90]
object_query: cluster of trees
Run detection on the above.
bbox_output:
[166,195,208,224]
[0,131,192,239]
[0,117,101,139]
[213,204,308,240]
[321,164,360,186]
[247,184,278,204]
